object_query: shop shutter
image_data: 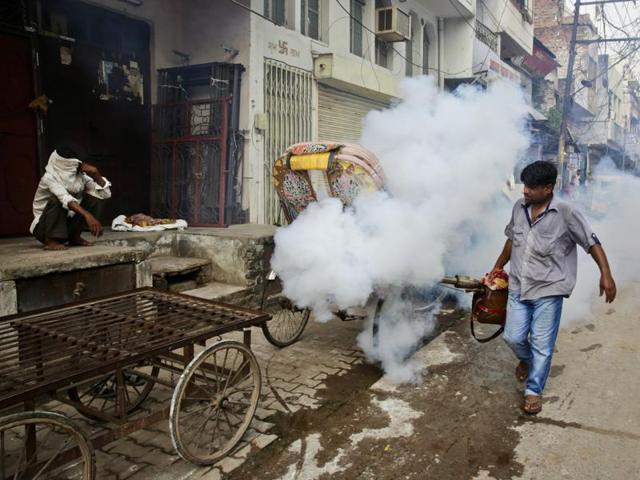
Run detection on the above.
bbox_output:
[317,85,389,143]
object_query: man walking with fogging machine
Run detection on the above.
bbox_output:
[492,161,616,415]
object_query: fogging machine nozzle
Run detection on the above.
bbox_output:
[441,275,483,290]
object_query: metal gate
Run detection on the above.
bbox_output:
[263,59,313,224]
[152,98,228,226]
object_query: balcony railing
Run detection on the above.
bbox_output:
[476,20,498,53]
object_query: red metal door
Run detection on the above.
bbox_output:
[0,33,39,236]
[151,99,228,226]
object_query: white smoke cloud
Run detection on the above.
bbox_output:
[563,159,640,324]
[271,77,530,381]
[356,290,440,383]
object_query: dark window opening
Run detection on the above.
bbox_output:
[350,0,364,57]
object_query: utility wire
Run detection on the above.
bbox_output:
[601,7,634,38]
[574,41,640,96]
[447,0,479,35]
[445,0,513,79]
[572,60,629,138]
[472,0,511,85]
[228,0,440,75]
[226,0,281,26]
[333,0,462,75]
[599,4,640,64]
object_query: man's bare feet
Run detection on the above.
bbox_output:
[68,237,95,247]
[43,240,68,251]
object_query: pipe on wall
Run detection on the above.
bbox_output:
[437,17,444,89]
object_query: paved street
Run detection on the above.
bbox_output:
[31,283,639,479]
[225,284,640,480]
[46,312,375,479]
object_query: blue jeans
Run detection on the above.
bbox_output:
[503,292,563,396]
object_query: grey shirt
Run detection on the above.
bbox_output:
[504,196,599,300]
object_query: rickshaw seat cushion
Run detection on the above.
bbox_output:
[290,152,331,171]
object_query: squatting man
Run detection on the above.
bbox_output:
[492,161,616,415]
[30,144,111,250]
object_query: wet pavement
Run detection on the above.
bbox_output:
[227,283,640,480]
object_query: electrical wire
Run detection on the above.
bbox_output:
[572,66,628,139]
[599,7,640,96]
[601,7,635,39]
[449,0,511,83]
[472,0,511,85]
[333,0,473,77]
[226,0,281,27]
[601,5,608,56]
[571,43,640,140]
[574,43,640,96]
[230,0,511,79]
[556,2,640,155]
[447,0,479,35]
[613,2,633,28]
[360,21,382,93]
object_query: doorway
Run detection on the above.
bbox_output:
[0,32,39,236]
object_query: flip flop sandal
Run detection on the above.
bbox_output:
[516,361,529,382]
[523,395,542,415]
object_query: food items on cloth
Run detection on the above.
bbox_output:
[482,269,509,291]
[111,214,187,232]
[272,142,385,222]
[125,213,175,228]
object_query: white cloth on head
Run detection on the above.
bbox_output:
[45,150,83,192]
[30,150,112,234]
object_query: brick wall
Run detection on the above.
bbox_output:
[534,1,599,80]
[534,0,565,29]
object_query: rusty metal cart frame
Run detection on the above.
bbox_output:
[0,288,270,479]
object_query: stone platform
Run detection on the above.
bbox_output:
[0,224,276,316]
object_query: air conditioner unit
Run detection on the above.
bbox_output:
[375,7,411,43]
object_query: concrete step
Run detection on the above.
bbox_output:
[149,255,212,292]
[182,281,247,301]
[149,255,211,275]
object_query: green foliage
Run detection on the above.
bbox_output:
[546,106,562,133]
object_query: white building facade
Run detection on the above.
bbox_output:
[66,0,535,224]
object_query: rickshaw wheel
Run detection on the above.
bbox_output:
[0,411,95,479]
[261,306,310,348]
[68,364,159,421]
[170,341,261,465]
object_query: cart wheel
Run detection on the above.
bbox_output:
[261,305,310,348]
[0,411,95,479]
[259,271,309,347]
[170,341,261,465]
[68,364,159,421]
